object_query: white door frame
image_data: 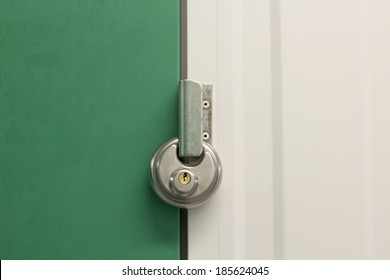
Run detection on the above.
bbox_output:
[187,0,274,259]
[187,0,390,260]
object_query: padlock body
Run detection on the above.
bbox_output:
[150,138,222,208]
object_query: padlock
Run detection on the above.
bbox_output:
[150,80,222,208]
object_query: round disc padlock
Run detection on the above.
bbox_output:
[150,138,222,208]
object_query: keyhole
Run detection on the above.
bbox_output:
[178,172,191,185]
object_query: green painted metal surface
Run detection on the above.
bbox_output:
[0,0,180,259]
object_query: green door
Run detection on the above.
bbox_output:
[0,0,180,259]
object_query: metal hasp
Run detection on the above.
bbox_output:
[179,80,213,157]
[150,80,222,208]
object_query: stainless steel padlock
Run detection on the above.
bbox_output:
[150,80,222,208]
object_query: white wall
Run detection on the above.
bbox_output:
[187,0,390,259]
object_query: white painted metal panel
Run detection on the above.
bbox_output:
[188,0,390,259]
[278,0,390,259]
